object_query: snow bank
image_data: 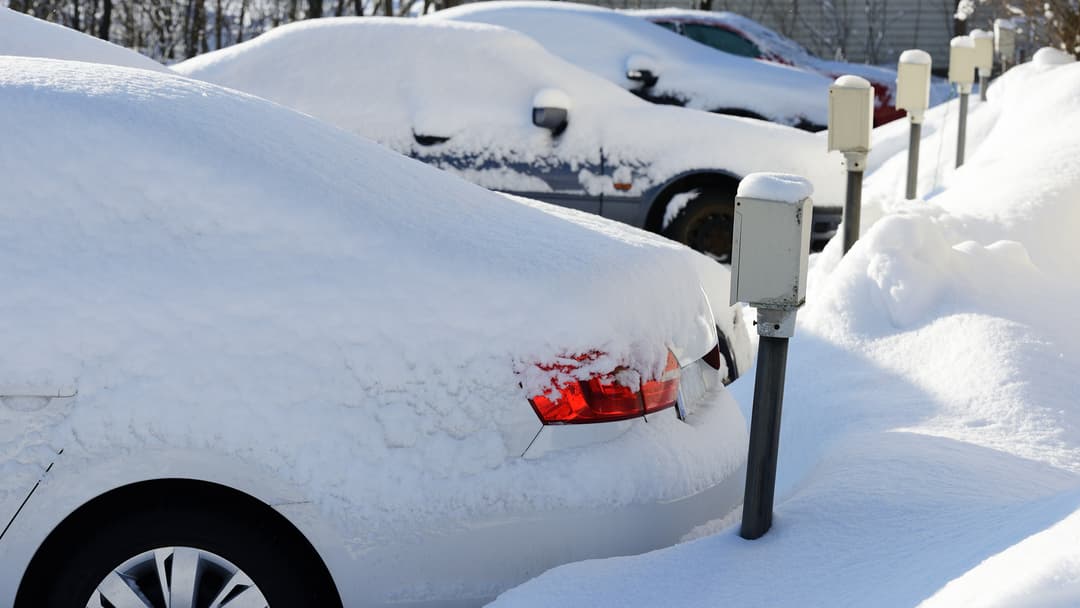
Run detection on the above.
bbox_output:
[0,7,166,72]
[429,2,833,127]
[489,57,1080,608]
[0,56,746,562]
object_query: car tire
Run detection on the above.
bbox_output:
[663,185,737,263]
[16,489,340,608]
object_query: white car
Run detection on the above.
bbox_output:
[428,1,834,129]
[0,55,751,607]
[175,17,845,259]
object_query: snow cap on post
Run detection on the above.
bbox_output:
[897,50,932,121]
[949,36,977,86]
[971,29,994,72]
[736,173,813,203]
[827,75,873,155]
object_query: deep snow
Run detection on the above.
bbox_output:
[489,52,1080,607]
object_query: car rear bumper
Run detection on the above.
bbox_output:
[310,377,748,607]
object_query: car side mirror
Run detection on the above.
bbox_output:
[626,68,658,87]
[625,54,659,88]
[532,88,570,136]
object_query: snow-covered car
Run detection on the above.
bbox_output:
[175,17,845,260]
[427,1,833,130]
[0,6,169,72]
[630,8,953,126]
[0,55,752,607]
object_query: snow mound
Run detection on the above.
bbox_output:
[0,7,166,72]
[1033,47,1076,66]
[488,58,1080,608]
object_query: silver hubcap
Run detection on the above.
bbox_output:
[87,546,269,608]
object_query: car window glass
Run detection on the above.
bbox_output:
[682,24,761,59]
[652,20,679,33]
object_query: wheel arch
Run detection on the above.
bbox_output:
[14,476,343,608]
[0,449,351,608]
[644,170,740,234]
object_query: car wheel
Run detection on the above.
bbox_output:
[663,186,736,263]
[17,492,338,608]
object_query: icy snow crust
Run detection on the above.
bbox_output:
[173,18,845,205]
[0,7,168,72]
[0,57,747,552]
[428,2,832,127]
[490,56,1080,606]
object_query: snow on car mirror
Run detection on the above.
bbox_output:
[532,88,571,136]
[625,54,659,88]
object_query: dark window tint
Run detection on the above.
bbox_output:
[652,20,680,33]
[682,24,761,59]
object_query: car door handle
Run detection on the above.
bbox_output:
[0,386,77,412]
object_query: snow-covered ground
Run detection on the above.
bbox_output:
[489,50,1080,607]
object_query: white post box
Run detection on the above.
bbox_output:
[827,75,874,159]
[995,19,1017,65]
[971,29,994,73]
[896,49,932,123]
[949,35,977,92]
[731,173,812,540]
[729,174,812,329]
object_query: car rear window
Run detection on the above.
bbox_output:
[682,24,761,59]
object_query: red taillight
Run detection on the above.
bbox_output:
[529,351,680,424]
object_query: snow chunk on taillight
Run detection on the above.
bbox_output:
[529,351,680,424]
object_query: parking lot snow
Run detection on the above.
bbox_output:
[489,54,1080,607]
[0,57,746,548]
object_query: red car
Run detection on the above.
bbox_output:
[631,8,951,126]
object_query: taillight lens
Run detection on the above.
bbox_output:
[529,351,681,424]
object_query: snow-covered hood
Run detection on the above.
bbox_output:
[0,57,721,474]
[174,18,844,208]
[0,7,168,72]
[429,2,832,127]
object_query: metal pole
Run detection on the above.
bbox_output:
[740,333,789,540]
[979,73,988,101]
[906,121,922,200]
[956,92,969,168]
[842,169,863,253]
